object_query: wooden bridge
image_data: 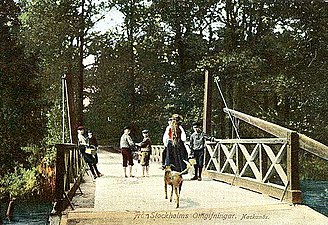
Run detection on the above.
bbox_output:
[49,109,328,225]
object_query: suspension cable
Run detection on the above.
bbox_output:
[214,76,240,139]
[64,77,72,143]
[62,75,67,143]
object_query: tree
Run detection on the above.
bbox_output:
[0,0,47,198]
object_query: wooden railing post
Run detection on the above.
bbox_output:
[236,144,243,177]
[65,150,72,191]
[151,145,165,163]
[51,143,81,215]
[286,132,302,203]
[53,144,65,213]
[203,70,213,135]
[260,144,268,181]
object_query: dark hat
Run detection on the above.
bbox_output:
[142,129,149,134]
[192,122,201,128]
[124,126,131,130]
[77,125,84,130]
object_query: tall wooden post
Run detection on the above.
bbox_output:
[203,70,213,135]
[53,144,65,213]
[286,131,302,203]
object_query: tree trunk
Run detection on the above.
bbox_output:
[284,95,290,124]
[127,0,136,130]
[77,0,85,126]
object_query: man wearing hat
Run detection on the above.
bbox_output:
[137,129,152,177]
[189,122,211,181]
[77,126,103,179]
[120,126,136,178]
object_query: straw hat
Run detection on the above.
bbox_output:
[171,114,182,121]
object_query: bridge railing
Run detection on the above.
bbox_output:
[204,108,328,204]
[52,143,85,214]
[150,145,165,163]
[204,136,300,203]
[224,108,328,160]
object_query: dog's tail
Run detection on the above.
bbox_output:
[179,160,193,176]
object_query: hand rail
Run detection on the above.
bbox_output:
[51,143,85,214]
[224,108,328,160]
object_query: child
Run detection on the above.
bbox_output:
[189,122,211,181]
[137,130,152,177]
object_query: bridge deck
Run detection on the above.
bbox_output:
[60,150,328,225]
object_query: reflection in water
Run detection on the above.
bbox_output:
[0,200,52,225]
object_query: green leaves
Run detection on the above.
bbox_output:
[0,0,48,199]
[1,167,38,199]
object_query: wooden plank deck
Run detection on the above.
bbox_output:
[60,150,328,225]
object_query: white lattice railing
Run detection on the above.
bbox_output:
[151,145,165,163]
[204,135,301,203]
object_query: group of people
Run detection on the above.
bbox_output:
[119,127,152,178]
[77,113,210,181]
[77,124,152,179]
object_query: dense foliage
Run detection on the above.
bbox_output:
[0,0,327,200]
[0,0,48,199]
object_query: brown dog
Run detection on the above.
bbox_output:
[164,160,192,208]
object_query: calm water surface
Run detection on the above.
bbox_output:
[0,180,327,224]
[1,200,52,225]
[301,180,328,217]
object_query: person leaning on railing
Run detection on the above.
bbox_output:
[87,130,103,177]
[77,126,103,179]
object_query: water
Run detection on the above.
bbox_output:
[301,180,328,217]
[0,200,52,225]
